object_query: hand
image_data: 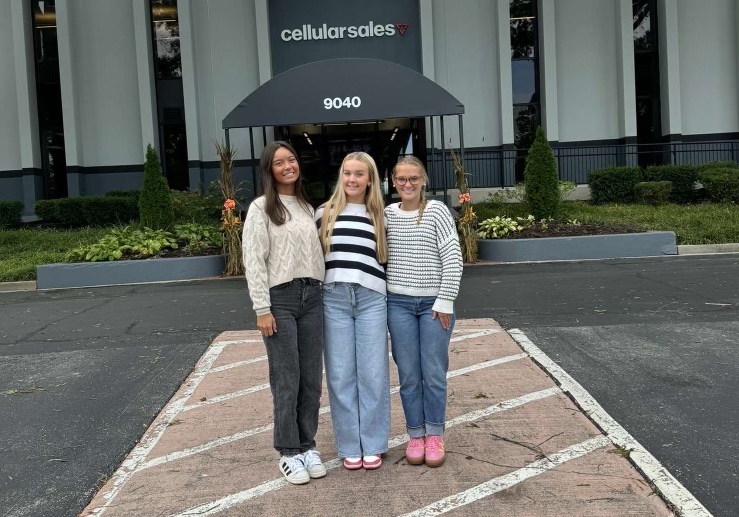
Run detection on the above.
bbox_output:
[257,313,277,337]
[432,311,452,330]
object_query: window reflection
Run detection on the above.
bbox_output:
[510,0,540,163]
[512,60,537,104]
[151,0,182,78]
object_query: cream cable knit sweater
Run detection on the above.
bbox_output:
[242,195,325,316]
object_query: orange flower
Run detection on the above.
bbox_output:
[458,192,471,204]
[223,199,236,211]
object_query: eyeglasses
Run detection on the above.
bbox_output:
[394,176,422,186]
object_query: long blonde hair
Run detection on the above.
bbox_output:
[393,155,430,225]
[320,152,388,263]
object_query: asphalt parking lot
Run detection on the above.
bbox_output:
[1,254,736,516]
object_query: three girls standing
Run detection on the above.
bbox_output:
[244,143,462,480]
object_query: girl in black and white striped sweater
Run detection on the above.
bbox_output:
[385,155,463,468]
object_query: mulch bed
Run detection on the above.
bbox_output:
[505,221,644,239]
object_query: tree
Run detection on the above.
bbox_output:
[524,127,560,219]
[139,144,174,229]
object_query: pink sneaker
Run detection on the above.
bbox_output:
[406,437,425,465]
[425,435,445,467]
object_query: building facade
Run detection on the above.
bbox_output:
[1,0,738,217]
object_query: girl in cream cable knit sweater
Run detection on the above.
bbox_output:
[242,141,326,485]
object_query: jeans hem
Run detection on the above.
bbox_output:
[407,426,426,439]
[425,423,445,436]
[277,449,303,456]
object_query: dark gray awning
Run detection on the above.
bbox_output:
[222,58,464,129]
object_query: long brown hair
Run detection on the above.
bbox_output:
[320,152,388,263]
[392,155,429,225]
[258,141,312,225]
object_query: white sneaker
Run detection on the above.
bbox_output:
[300,449,327,479]
[278,455,310,485]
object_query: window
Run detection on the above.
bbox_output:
[633,0,662,165]
[510,0,541,181]
[32,0,68,199]
[150,0,189,189]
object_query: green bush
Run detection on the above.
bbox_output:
[699,168,739,203]
[644,165,699,203]
[524,127,560,219]
[587,166,642,204]
[34,199,61,221]
[55,196,139,227]
[139,145,174,230]
[698,161,738,173]
[104,189,140,202]
[171,189,221,224]
[634,181,672,205]
[0,200,24,229]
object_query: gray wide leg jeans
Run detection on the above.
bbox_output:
[263,278,324,456]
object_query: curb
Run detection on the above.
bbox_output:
[678,243,739,255]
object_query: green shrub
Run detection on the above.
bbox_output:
[105,190,140,202]
[34,199,61,221]
[587,166,642,204]
[55,196,139,227]
[634,181,672,205]
[173,223,223,250]
[139,145,174,230]
[644,165,699,203]
[171,189,221,224]
[698,161,738,173]
[0,200,24,228]
[699,168,739,203]
[523,127,560,219]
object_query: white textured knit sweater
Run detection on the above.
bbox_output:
[385,200,463,313]
[242,195,325,316]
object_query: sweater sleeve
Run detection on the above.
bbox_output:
[242,199,272,316]
[432,204,463,314]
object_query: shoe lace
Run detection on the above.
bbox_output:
[284,455,305,472]
[409,437,425,449]
[302,449,321,468]
[426,436,444,451]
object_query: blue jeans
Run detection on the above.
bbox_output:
[387,293,455,438]
[323,283,390,458]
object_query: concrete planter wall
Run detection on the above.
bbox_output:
[36,255,226,290]
[477,232,677,262]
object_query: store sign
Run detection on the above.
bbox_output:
[268,0,421,75]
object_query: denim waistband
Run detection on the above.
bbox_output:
[273,277,321,289]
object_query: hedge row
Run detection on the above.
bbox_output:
[34,196,139,226]
[588,161,739,204]
[0,200,24,228]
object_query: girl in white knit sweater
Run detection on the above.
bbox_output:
[242,141,326,485]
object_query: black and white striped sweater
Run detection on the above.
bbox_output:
[315,203,386,295]
[384,200,463,313]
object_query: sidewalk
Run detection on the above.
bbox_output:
[80,318,699,516]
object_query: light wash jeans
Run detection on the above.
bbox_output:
[323,282,390,458]
[387,293,455,438]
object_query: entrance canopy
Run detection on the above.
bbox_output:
[222,58,464,129]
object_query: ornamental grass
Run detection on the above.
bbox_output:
[214,141,244,276]
[450,148,478,263]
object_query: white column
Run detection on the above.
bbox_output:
[616,0,637,140]
[496,0,514,146]
[657,0,681,138]
[132,0,158,156]
[55,0,84,196]
[11,0,42,215]
[255,0,272,85]
[178,0,203,188]
[420,0,435,81]
[537,0,559,142]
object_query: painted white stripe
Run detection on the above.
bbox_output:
[450,329,500,342]
[169,387,560,517]
[213,338,263,346]
[141,353,528,471]
[90,340,231,516]
[209,355,267,374]
[182,384,270,412]
[399,435,611,517]
[509,328,712,517]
